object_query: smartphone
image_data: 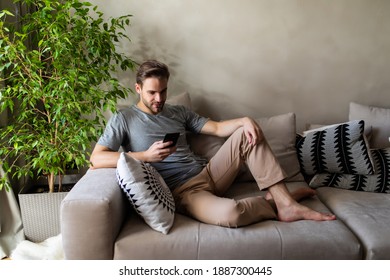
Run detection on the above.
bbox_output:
[163,132,180,147]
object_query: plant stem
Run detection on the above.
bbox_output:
[48,172,55,193]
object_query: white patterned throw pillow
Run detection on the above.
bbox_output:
[310,148,390,193]
[116,153,175,234]
[296,120,374,176]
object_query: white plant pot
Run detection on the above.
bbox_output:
[18,191,69,243]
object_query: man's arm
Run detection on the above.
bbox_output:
[89,144,122,169]
[200,117,263,146]
[89,142,177,169]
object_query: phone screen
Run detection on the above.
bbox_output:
[163,132,180,147]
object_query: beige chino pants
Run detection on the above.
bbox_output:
[172,128,287,228]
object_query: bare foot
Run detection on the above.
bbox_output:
[265,187,316,202]
[265,182,336,222]
[265,187,336,222]
[277,202,336,222]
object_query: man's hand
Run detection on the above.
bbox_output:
[89,140,177,168]
[241,117,264,146]
[142,140,177,162]
[201,116,264,146]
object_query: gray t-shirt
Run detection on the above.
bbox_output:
[98,104,209,189]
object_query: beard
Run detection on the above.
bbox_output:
[143,98,165,114]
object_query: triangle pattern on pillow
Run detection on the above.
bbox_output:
[116,153,175,234]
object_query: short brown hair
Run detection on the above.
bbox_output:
[136,60,170,86]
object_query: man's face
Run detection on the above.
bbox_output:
[135,77,168,115]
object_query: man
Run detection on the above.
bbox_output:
[90,60,336,227]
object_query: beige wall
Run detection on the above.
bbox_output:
[90,0,390,131]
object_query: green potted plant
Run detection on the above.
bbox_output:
[0,0,135,241]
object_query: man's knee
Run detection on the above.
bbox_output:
[231,127,265,148]
[215,200,245,228]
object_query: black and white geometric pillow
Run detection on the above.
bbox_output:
[296,120,374,176]
[310,148,390,193]
[116,153,175,234]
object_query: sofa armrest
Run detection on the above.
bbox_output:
[61,168,126,259]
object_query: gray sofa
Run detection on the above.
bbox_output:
[60,98,390,259]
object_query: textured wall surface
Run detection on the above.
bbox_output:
[90,0,390,131]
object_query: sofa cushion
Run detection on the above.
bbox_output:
[296,120,374,176]
[309,147,390,193]
[256,112,304,181]
[166,91,192,109]
[187,134,226,161]
[316,187,390,259]
[114,181,362,260]
[349,102,390,149]
[116,153,175,234]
